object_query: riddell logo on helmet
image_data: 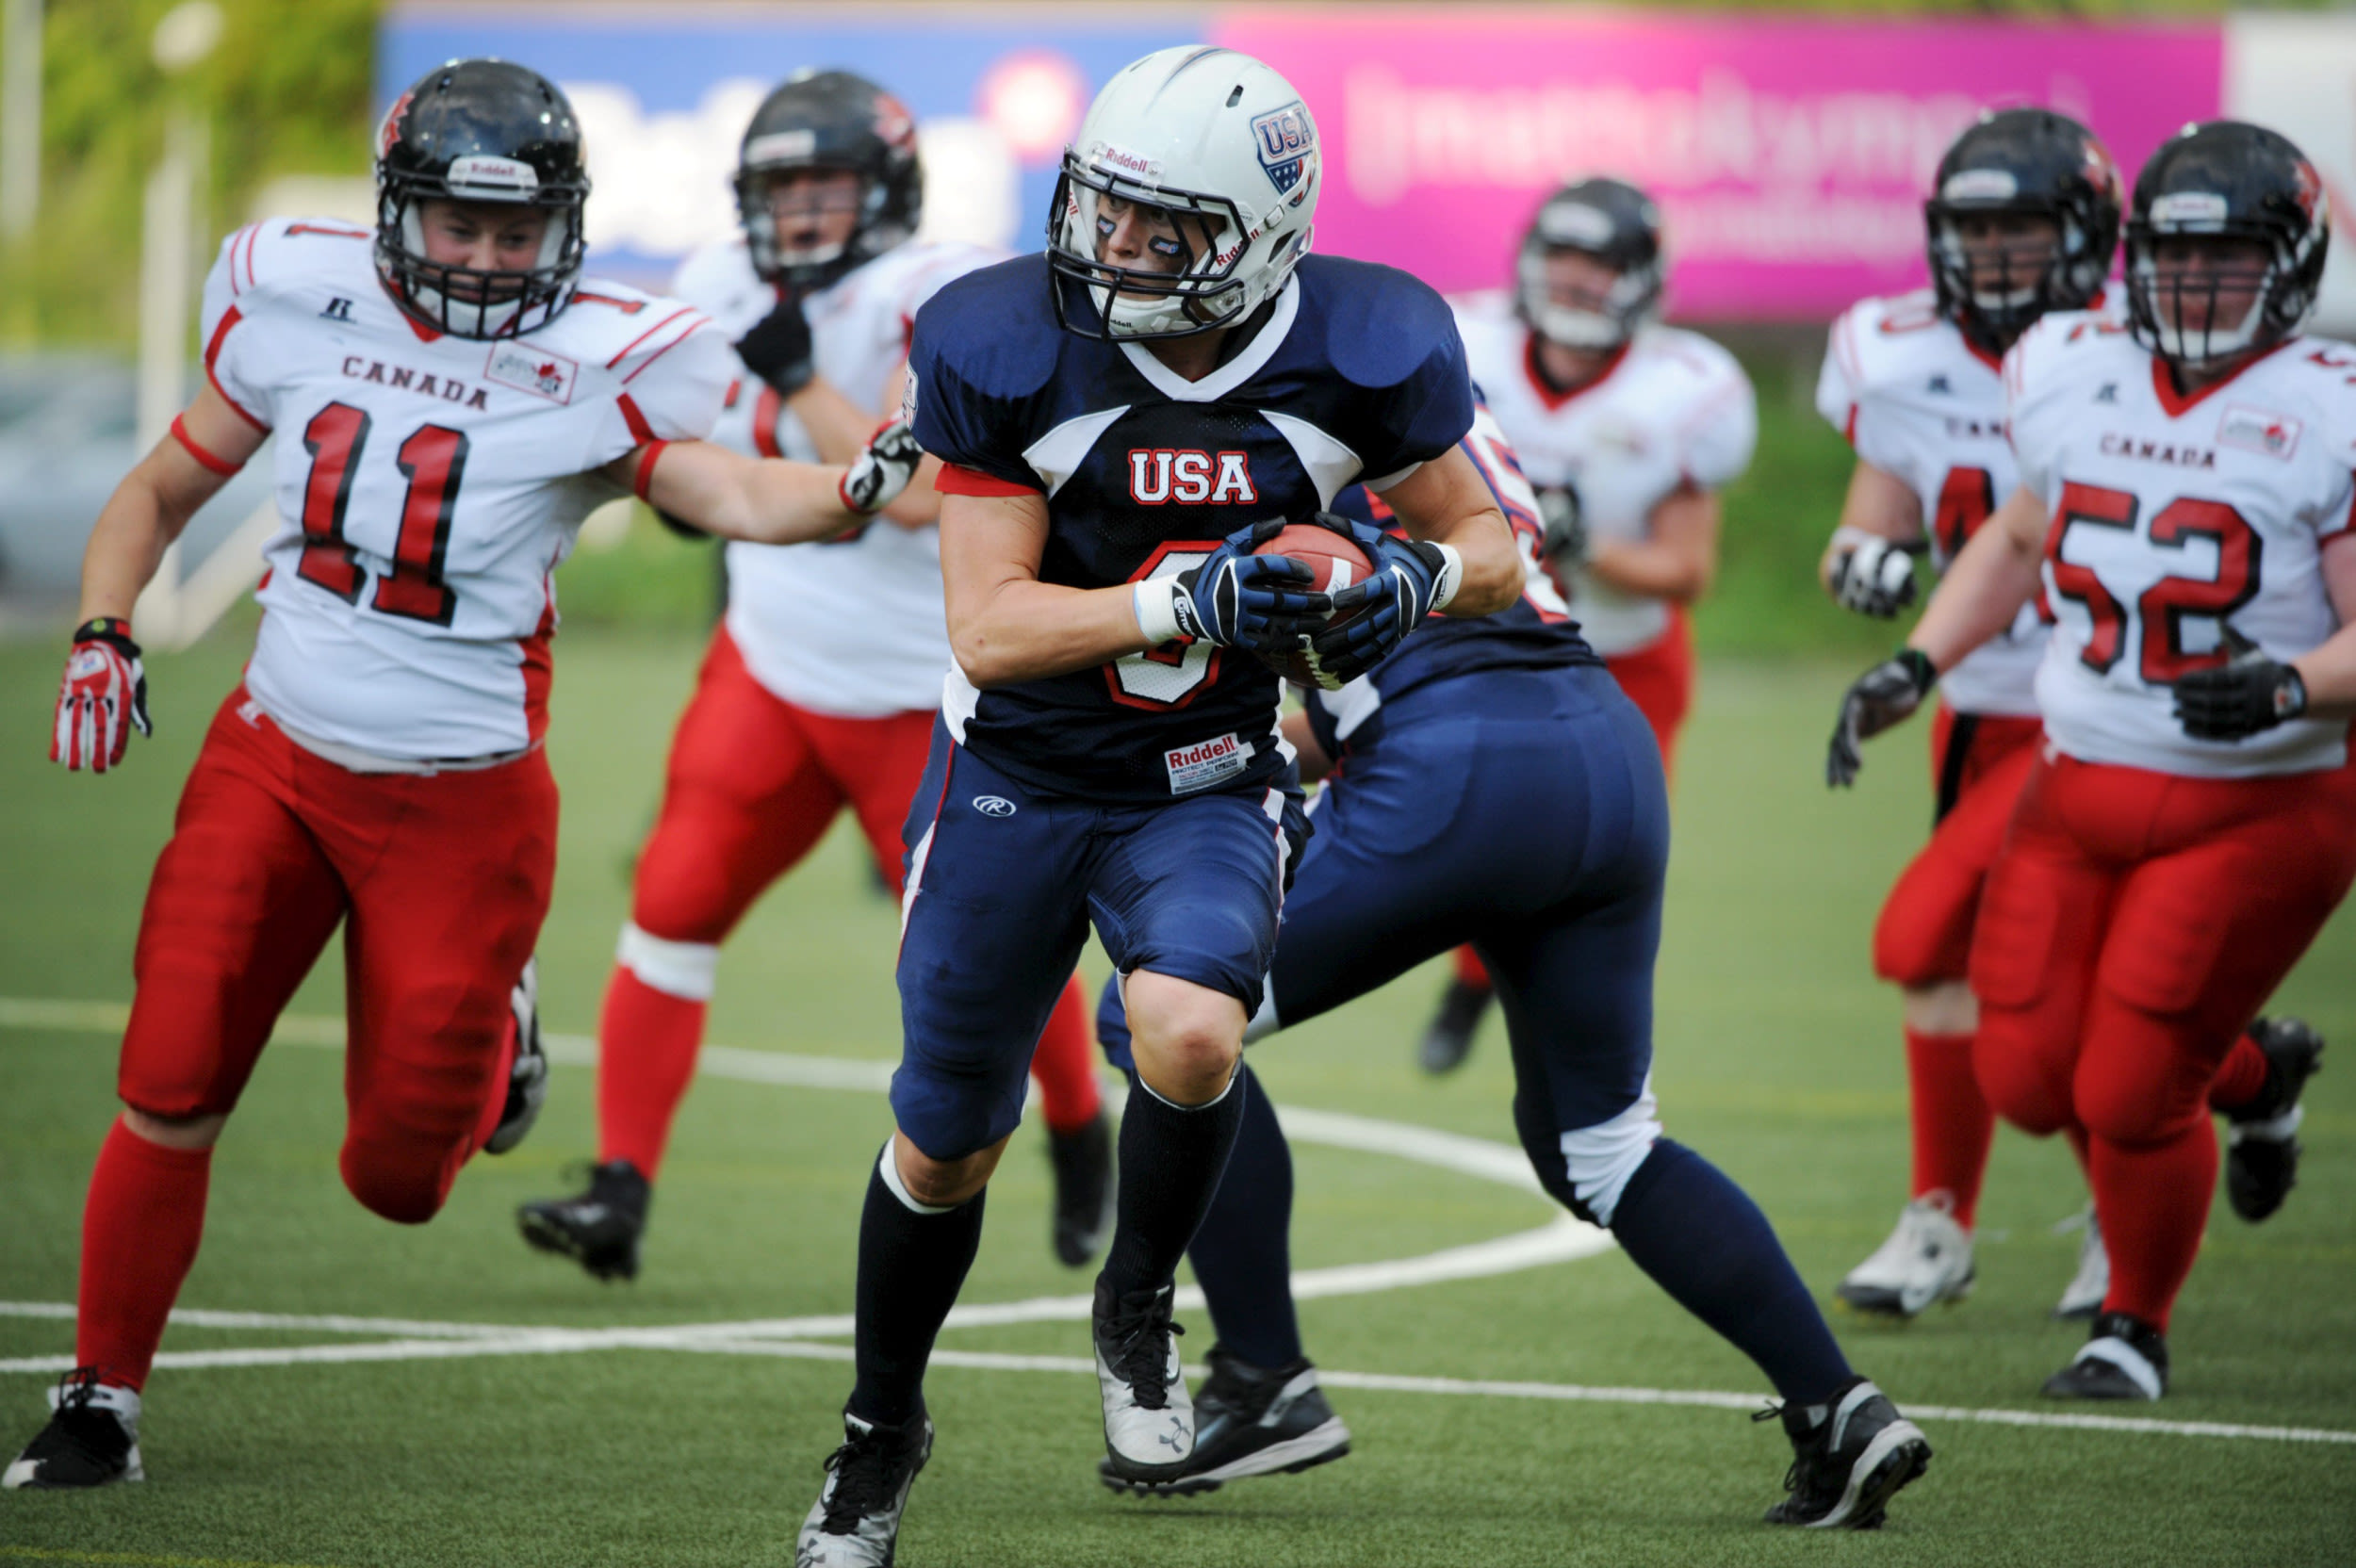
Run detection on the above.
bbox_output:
[1129,449,1257,506]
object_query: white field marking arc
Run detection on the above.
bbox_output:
[9,998,2355,1447]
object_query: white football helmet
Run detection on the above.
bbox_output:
[1047,46,1319,340]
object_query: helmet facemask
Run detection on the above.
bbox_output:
[1513,242,1660,351]
[378,170,584,341]
[735,156,886,290]
[1047,153,1300,342]
[2127,225,2290,370]
[1925,199,2102,355]
[1511,188,1662,352]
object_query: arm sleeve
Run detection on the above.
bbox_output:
[1680,367,1757,491]
[198,225,273,432]
[1361,310,1477,485]
[907,309,1043,492]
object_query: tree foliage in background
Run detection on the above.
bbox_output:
[0,0,377,350]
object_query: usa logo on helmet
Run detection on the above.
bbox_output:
[1251,102,1315,196]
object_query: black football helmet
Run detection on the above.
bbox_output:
[1513,178,1663,351]
[2125,120,2331,369]
[375,58,589,340]
[733,70,922,290]
[1924,108,2122,355]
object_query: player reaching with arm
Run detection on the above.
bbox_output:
[793,46,1519,1566]
[1093,406,1933,1526]
[515,71,1112,1288]
[1416,179,1756,1073]
[1827,122,2352,1400]
[8,59,913,1492]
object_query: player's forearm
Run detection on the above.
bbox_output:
[1587,534,1712,605]
[1822,461,1923,595]
[637,441,860,546]
[79,450,213,621]
[1905,505,2040,675]
[2290,623,2356,717]
[950,580,1154,689]
[1431,505,1522,616]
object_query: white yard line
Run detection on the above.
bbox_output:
[7,997,2351,1448]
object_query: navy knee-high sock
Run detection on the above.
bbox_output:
[1100,1067,1247,1299]
[1178,1064,1302,1368]
[848,1144,988,1427]
[1608,1139,1851,1405]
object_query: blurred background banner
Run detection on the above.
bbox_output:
[1220,10,2220,318]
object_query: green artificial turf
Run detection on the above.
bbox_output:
[2,625,2350,1567]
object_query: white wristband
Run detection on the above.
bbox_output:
[1429,542,1464,611]
[1134,579,1186,645]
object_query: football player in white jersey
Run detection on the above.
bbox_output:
[515,73,1112,1287]
[9,59,916,1490]
[1828,122,2353,1399]
[1419,176,1757,1070]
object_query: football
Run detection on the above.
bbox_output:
[1252,521,1374,687]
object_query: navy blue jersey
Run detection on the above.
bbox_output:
[909,252,1473,802]
[1303,400,1599,761]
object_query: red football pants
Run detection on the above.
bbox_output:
[1873,706,2045,987]
[121,688,556,1221]
[1970,751,2356,1326]
[1455,606,1693,992]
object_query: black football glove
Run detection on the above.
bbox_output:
[2174,626,2308,742]
[1825,528,1922,619]
[734,292,815,396]
[1827,647,1938,788]
[1153,518,1333,653]
[1537,483,1587,571]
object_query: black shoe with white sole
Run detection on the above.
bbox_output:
[517,1159,650,1282]
[2042,1311,2168,1401]
[1760,1377,1931,1529]
[2226,1017,2322,1223]
[484,957,546,1156]
[1101,1344,1350,1498]
[795,1410,932,1568]
[1047,1110,1114,1268]
[3,1368,143,1490]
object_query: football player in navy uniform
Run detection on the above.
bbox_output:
[792,46,1525,1565]
[1092,413,1934,1527]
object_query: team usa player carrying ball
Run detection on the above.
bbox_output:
[10,58,918,1490]
[1830,121,2354,1400]
[792,46,1530,1565]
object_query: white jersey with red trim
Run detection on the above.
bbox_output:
[1454,293,1755,656]
[200,217,729,760]
[2006,315,2356,777]
[671,236,999,717]
[1816,288,2055,717]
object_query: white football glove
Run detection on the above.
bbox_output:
[841,419,924,515]
[1825,528,1921,620]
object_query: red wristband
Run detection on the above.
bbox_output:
[170,414,242,477]
[632,440,669,501]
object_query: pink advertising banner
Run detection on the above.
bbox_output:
[1213,8,2222,318]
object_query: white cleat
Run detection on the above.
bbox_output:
[794,1411,931,1568]
[2052,1207,2109,1320]
[1093,1278,1194,1482]
[1836,1195,1975,1318]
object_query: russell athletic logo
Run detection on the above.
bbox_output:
[971,795,1018,817]
[1128,449,1258,506]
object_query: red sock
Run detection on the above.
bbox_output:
[2205,1030,2270,1113]
[468,1018,520,1156]
[597,966,708,1181]
[2088,1120,2216,1331]
[1029,974,1103,1135]
[1453,946,1491,989]
[1905,1027,1994,1230]
[77,1118,211,1393]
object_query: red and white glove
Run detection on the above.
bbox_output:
[841,418,924,515]
[52,617,150,773]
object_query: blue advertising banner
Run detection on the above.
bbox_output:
[381,6,1203,290]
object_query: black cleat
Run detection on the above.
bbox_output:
[1416,977,1494,1075]
[795,1410,932,1568]
[2225,1018,2322,1223]
[517,1159,650,1282]
[484,957,547,1155]
[1047,1109,1115,1268]
[3,1368,143,1490]
[1100,1344,1350,1498]
[2043,1311,2168,1401]
[1760,1377,1931,1529]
